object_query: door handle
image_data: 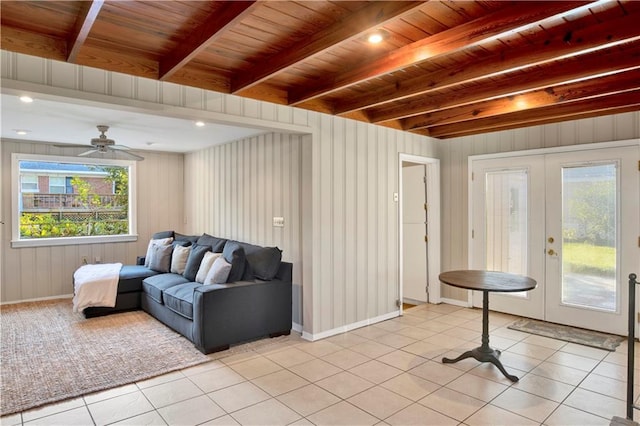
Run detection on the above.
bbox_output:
[547,249,556,256]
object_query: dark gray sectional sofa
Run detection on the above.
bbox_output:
[83,231,292,354]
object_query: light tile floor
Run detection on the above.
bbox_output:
[2,303,639,426]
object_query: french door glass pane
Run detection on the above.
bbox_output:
[561,163,617,311]
[485,170,528,297]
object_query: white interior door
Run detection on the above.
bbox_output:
[403,164,428,303]
[471,144,639,335]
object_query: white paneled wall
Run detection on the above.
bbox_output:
[309,115,439,336]
[439,112,640,301]
[0,140,184,302]
[184,133,304,326]
[1,50,441,338]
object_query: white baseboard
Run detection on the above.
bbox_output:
[292,322,303,333]
[301,310,400,341]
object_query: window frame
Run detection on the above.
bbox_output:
[11,153,138,248]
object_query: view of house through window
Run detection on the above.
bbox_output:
[14,156,133,243]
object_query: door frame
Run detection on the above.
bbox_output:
[468,139,640,331]
[398,153,441,314]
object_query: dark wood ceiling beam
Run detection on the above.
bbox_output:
[288,1,588,106]
[422,90,640,138]
[370,44,640,123]
[159,1,257,81]
[66,0,104,63]
[404,69,640,130]
[230,1,426,95]
[336,10,640,116]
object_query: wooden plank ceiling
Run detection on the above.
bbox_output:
[2,0,639,139]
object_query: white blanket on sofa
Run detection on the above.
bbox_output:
[73,263,123,313]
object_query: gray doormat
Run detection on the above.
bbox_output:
[508,318,624,351]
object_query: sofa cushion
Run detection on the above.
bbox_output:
[195,252,223,283]
[144,237,173,267]
[246,247,282,280]
[149,243,173,273]
[204,255,232,285]
[182,244,211,282]
[118,265,158,293]
[236,242,265,280]
[152,230,174,239]
[171,245,191,274]
[163,283,201,319]
[196,234,227,253]
[175,232,199,245]
[223,241,247,283]
[142,273,189,304]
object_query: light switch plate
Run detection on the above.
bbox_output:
[273,217,285,227]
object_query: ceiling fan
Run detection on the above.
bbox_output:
[58,125,144,161]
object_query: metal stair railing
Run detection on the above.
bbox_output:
[628,273,639,420]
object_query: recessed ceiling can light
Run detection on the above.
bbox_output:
[14,129,30,135]
[368,31,384,44]
[195,121,205,127]
[19,95,34,103]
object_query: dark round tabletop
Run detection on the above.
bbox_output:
[439,270,537,293]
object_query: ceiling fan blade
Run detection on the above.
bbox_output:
[54,143,92,149]
[78,149,99,157]
[110,144,132,151]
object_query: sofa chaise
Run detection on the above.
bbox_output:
[82,231,292,354]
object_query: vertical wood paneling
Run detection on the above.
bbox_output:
[184,132,304,324]
[344,121,357,324]
[355,122,368,322]
[440,111,640,301]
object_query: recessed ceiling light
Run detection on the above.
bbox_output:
[368,31,385,44]
[19,95,34,103]
[195,121,205,127]
[14,129,30,135]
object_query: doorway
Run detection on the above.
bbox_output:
[470,143,639,335]
[399,154,441,312]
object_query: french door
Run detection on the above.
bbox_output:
[471,144,639,335]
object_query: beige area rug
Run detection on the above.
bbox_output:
[508,318,624,351]
[0,299,211,416]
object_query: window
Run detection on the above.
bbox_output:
[12,153,137,248]
[21,175,38,192]
[49,176,66,194]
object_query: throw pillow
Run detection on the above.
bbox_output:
[222,240,247,283]
[182,244,211,282]
[195,252,223,283]
[171,245,191,274]
[144,237,173,267]
[204,256,232,285]
[149,244,173,273]
[246,247,282,280]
